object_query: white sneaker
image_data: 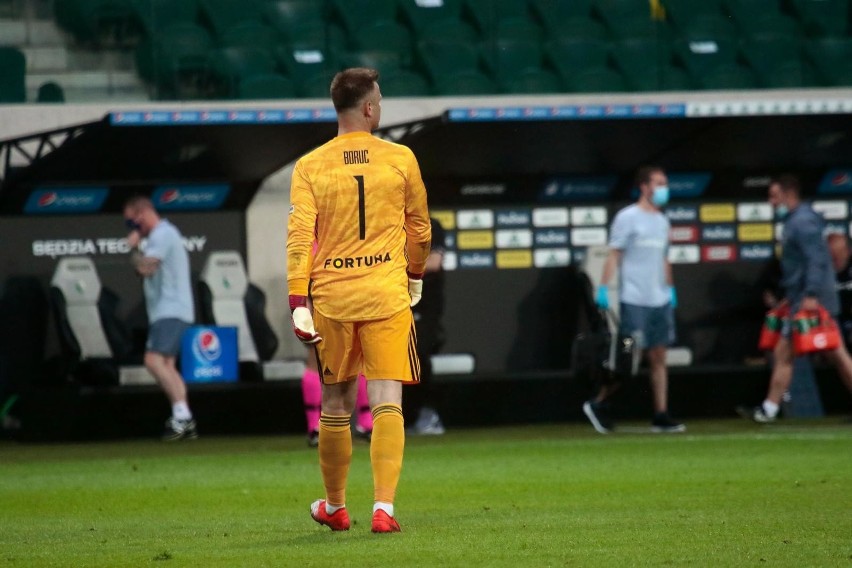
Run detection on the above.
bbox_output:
[412,408,445,435]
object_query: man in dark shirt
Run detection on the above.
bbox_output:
[828,232,852,349]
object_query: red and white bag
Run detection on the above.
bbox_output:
[791,306,840,355]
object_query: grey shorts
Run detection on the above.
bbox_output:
[147,318,191,356]
[619,302,675,350]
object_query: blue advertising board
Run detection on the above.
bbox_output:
[181,326,238,383]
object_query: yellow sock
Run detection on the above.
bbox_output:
[370,403,405,504]
[319,413,351,507]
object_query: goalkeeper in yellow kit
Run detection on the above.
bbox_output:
[286,67,431,533]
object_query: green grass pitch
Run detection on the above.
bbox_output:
[1,419,850,567]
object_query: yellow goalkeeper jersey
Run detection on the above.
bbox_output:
[287,131,431,322]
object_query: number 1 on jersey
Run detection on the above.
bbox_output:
[354,175,366,240]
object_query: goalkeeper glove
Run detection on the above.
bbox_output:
[595,285,609,310]
[408,271,423,307]
[289,295,321,344]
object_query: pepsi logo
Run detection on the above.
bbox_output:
[194,330,221,362]
[38,192,58,207]
[831,172,850,186]
[159,189,180,204]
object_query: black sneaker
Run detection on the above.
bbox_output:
[651,413,686,433]
[307,430,319,447]
[162,417,198,441]
[582,400,613,434]
[354,425,372,441]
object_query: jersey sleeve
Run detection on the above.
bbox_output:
[287,160,318,297]
[403,150,431,275]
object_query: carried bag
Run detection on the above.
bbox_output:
[791,306,840,355]
[758,302,789,351]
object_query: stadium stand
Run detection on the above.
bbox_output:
[0,46,26,102]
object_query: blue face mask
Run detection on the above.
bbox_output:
[775,204,789,219]
[651,185,670,207]
[125,218,142,231]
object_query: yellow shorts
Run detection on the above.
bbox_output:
[312,307,421,385]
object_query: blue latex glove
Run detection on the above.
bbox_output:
[595,285,609,309]
[669,286,678,309]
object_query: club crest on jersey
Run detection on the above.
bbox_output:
[324,252,391,269]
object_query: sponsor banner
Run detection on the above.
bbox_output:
[111,108,336,125]
[181,326,238,383]
[737,202,773,221]
[457,230,494,249]
[739,244,775,261]
[570,206,608,226]
[812,200,848,220]
[495,209,532,227]
[817,169,852,194]
[670,225,699,243]
[737,223,774,242]
[443,231,456,249]
[495,229,533,248]
[31,235,208,258]
[431,210,455,230]
[665,205,698,222]
[668,172,712,198]
[701,224,736,241]
[496,250,533,269]
[446,104,686,122]
[532,207,569,227]
[742,176,772,190]
[442,251,458,271]
[701,244,737,262]
[25,187,108,214]
[538,176,616,202]
[456,209,494,229]
[534,228,570,247]
[775,222,784,241]
[826,221,847,235]
[700,203,736,223]
[534,248,571,267]
[668,245,700,264]
[458,251,494,269]
[571,227,608,246]
[153,184,230,210]
[460,183,506,197]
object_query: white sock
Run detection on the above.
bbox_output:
[373,501,394,517]
[325,502,343,514]
[172,401,192,421]
[762,400,779,418]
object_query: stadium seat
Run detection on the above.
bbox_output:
[297,72,334,98]
[54,0,135,45]
[0,46,26,103]
[480,38,543,82]
[210,47,276,98]
[501,68,563,94]
[676,13,739,41]
[489,16,543,41]
[135,22,214,97]
[339,50,404,76]
[805,37,852,86]
[565,66,626,93]
[545,16,609,40]
[237,72,296,99]
[724,0,802,40]
[741,35,805,88]
[199,0,263,38]
[220,21,278,51]
[529,0,594,23]
[418,18,480,42]
[329,0,398,35]
[130,0,199,38]
[698,63,758,90]
[36,81,66,103]
[433,69,498,95]
[379,69,432,96]
[658,64,694,90]
[463,0,532,34]
[788,0,848,37]
[199,251,279,381]
[545,37,609,85]
[350,20,414,66]
[417,38,481,84]
[592,0,663,39]
[611,37,675,91]
[263,0,326,42]
[398,0,465,36]
[272,21,342,84]
[673,36,739,84]
[663,0,726,33]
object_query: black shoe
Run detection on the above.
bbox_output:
[651,413,686,433]
[582,400,613,434]
[307,430,319,447]
[354,425,372,441]
[162,417,198,441]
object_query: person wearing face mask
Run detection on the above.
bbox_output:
[124,196,197,441]
[740,174,852,423]
[585,166,684,434]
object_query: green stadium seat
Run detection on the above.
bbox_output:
[419,18,480,42]
[350,20,414,67]
[236,72,296,99]
[676,14,739,41]
[698,63,758,90]
[379,70,432,96]
[54,0,135,45]
[339,50,404,76]
[130,0,199,38]
[788,0,848,37]
[480,38,543,80]
[199,0,263,38]
[433,69,498,95]
[220,22,278,51]
[501,68,563,94]
[210,46,276,97]
[297,72,335,98]
[663,0,726,33]
[398,0,465,35]
[565,66,626,93]
[593,0,659,38]
[263,0,326,42]
[545,16,608,40]
[275,44,337,84]
[529,0,594,24]
[490,17,543,41]
[0,46,26,103]
[674,36,739,83]
[329,0,398,35]
[36,81,66,103]
[417,38,481,83]
[611,37,675,91]
[805,37,852,86]
[545,37,609,84]
[724,0,801,40]
[741,36,805,88]
[659,64,694,90]
[463,0,531,34]
[134,22,213,93]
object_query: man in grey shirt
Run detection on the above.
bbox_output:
[586,166,685,434]
[743,174,852,422]
[125,196,197,440]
